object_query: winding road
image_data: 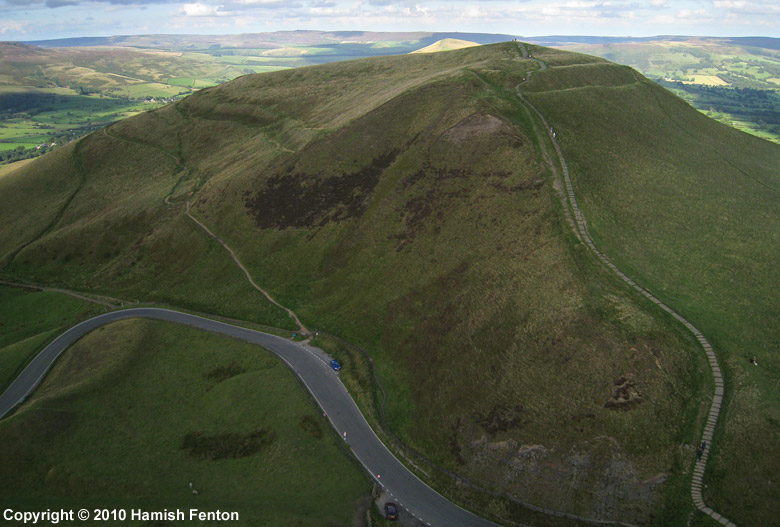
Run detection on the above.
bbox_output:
[0,307,497,527]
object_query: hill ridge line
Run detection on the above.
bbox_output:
[516,42,735,527]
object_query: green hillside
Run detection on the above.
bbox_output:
[1,42,779,525]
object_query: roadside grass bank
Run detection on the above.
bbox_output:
[0,284,108,392]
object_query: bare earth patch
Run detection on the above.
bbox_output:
[444,114,516,144]
[604,374,643,411]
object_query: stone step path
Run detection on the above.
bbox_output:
[515,43,735,527]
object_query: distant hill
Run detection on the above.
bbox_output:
[0,41,241,91]
[1,41,779,525]
[410,38,480,53]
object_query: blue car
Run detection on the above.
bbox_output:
[384,502,398,520]
[330,360,341,371]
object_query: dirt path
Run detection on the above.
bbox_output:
[515,43,735,527]
[0,279,122,308]
[183,203,308,334]
[103,127,309,335]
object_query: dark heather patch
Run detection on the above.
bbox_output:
[477,404,525,435]
[399,162,477,190]
[299,415,323,439]
[490,179,545,192]
[17,408,75,439]
[245,150,398,229]
[204,362,247,384]
[392,165,473,250]
[180,428,275,460]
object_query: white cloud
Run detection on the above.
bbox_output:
[179,2,222,15]
[678,8,711,18]
[713,1,747,8]
[4,0,780,41]
[230,0,301,7]
[0,19,27,33]
[712,0,780,14]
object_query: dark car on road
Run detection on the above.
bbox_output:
[384,502,398,520]
[330,359,341,371]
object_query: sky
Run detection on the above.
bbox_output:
[1,0,779,42]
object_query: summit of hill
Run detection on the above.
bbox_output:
[1,41,779,525]
[410,38,480,53]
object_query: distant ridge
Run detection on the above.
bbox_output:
[22,30,517,50]
[18,32,780,53]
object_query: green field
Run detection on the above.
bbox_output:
[168,77,195,87]
[0,318,371,525]
[0,86,167,159]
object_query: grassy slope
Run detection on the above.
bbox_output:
[0,318,369,525]
[523,43,780,525]
[0,128,295,329]
[0,42,767,523]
